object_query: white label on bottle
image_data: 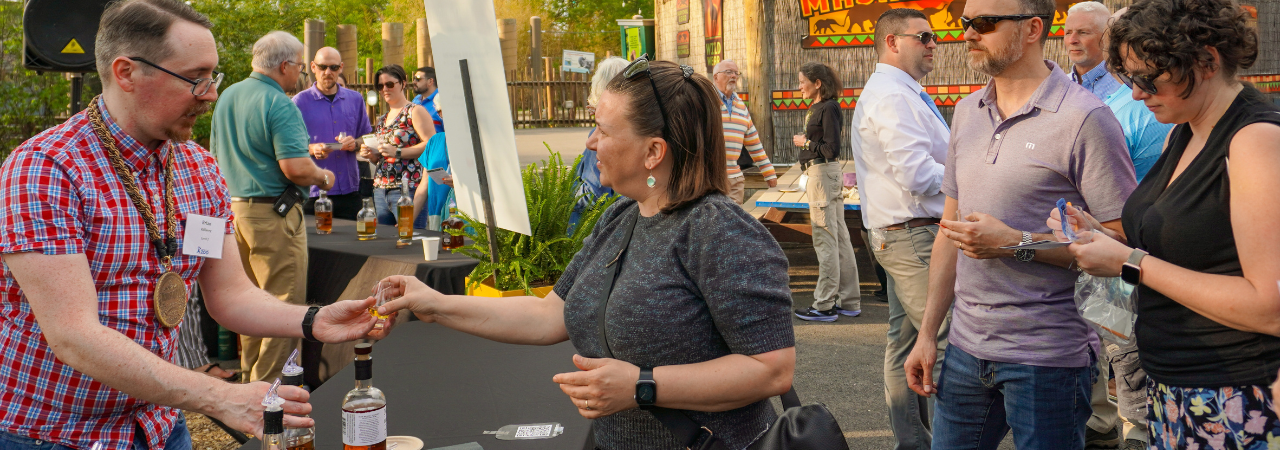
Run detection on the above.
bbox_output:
[356,221,367,233]
[341,408,387,446]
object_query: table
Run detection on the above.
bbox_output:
[744,163,865,245]
[302,218,480,387]
[238,322,593,450]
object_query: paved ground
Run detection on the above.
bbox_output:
[513,126,592,167]
[782,244,1015,449]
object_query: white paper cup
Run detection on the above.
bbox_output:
[422,237,441,261]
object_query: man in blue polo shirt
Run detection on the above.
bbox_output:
[210,31,334,383]
[295,46,372,219]
[411,67,444,133]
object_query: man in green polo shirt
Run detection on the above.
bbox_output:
[211,30,335,382]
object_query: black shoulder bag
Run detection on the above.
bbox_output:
[596,210,849,450]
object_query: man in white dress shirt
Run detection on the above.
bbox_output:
[850,8,952,450]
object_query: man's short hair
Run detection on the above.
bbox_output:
[1067,1,1111,28]
[1018,0,1056,43]
[416,67,436,82]
[94,0,213,81]
[874,8,928,56]
[251,31,304,73]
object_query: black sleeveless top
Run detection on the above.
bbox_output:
[1122,86,1280,388]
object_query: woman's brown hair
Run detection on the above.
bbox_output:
[605,60,727,213]
[1107,0,1257,99]
[798,62,842,102]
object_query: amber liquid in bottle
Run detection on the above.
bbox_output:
[314,190,334,235]
[396,204,414,247]
[287,440,315,450]
[356,198,378,240]
[441,207,464,251]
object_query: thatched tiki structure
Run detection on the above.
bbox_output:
[655,0,1278,165]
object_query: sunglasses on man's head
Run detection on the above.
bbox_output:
[1117,70,1162,96]
[377,81,400,90]
[960,14,1052,34]
[895,31,939,45]
[315,64,341,72]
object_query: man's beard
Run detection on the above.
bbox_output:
[165,101,211,142]
[967,38,1024,76]
[723,81,737,94]
[414,85,429,95]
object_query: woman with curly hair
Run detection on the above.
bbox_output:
[1050,0,1280,447]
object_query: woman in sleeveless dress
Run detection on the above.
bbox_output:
[361,64,434,226]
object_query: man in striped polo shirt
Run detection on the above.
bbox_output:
[713,60,777,204]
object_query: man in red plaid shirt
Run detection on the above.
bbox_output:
[0,2,394,450]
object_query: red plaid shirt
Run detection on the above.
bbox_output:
[0,97,234,450]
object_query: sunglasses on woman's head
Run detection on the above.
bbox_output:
[959,14,1053,34]
[621,55,694,137]
[377,81,400,90]
[895,31,939,45]
[1117,70,1162,96]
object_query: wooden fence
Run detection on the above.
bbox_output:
[345,69,593,129]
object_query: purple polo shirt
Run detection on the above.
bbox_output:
[293,84,373,196]
[942,60,1135,368]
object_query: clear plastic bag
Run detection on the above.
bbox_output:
[1074,271,1138,345]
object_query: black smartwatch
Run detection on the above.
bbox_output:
[301,305,321,343]
[1121,249,1148,285]
[635,368,656,410]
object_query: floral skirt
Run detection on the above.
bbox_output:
[1148,379,1280,449]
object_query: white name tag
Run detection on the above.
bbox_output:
[182,214,226,259]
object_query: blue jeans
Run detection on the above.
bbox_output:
[932,345,1093,450]
[373,188,426,229]
[0,414,190,450]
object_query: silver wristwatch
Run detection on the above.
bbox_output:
[1014,231,1035,262]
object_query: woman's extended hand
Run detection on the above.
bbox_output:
[792,134,806,147]
[552,354,640,419]
[1067,231,1132,277]
[375,275,444,323]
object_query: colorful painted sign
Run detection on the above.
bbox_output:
[1242,74,1280,94]
[677,31,691,58]
[771,83,987,110]
[799,0,1071,49]
[704,0,723,70]
[678,0,691,24]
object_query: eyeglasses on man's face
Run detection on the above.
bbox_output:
[895,31,939,45]
[128,57,223,96]
[716,70,741,77]
[959,14,1052,34]
[315,63,341,72]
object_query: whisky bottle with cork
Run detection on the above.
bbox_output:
[356,198,378,240]
[441,207,465,251]
[281,351,315,450]
[261,379,287,450]
[395,174,414,248]
[314,190,333,235]
[341,343,386,450]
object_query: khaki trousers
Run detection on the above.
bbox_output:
[727,176,746,204]
[805,162,860,311]
[231,201,309,382]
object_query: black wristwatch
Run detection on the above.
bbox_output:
[301,305,321,343]
[1121,249,1148,285]
[1014,231,1035,262]
[635,367,656,410]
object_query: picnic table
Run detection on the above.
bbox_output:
[744,162,865,244]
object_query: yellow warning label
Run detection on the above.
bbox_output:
[61,38,85,54]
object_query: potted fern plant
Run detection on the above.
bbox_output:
[449,147,617,297]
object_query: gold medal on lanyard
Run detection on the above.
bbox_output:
[87,96,188,327]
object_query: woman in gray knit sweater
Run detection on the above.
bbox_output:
[377,58,795,450]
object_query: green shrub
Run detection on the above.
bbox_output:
[449,145,616,294]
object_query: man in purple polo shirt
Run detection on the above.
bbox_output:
[295,46,371,220]
[902,0,1135,447]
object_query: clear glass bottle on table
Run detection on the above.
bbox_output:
[314,190,333,235]
[356,198,378,240]
[261,379,287,450]
[281,350,315,450]
[341,343,386,450]
[396,174,414,248]
[441,207,464,251]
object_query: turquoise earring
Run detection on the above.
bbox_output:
[646,173,656,188]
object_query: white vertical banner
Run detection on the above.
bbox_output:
[422,0,531,236]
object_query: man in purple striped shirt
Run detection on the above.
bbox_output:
[294,47,372,219]
[903,0,1135,447]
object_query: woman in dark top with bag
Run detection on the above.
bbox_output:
[791,62,861,322]
[1050,0,1280,447]
[375,57,796,449]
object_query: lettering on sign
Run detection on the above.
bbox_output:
[800,0,1072,48]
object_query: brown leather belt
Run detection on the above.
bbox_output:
[230,196,280,204]
[884,217,941,231]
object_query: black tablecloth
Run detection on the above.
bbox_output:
[238,322,593,450]
[305,218,479,304]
